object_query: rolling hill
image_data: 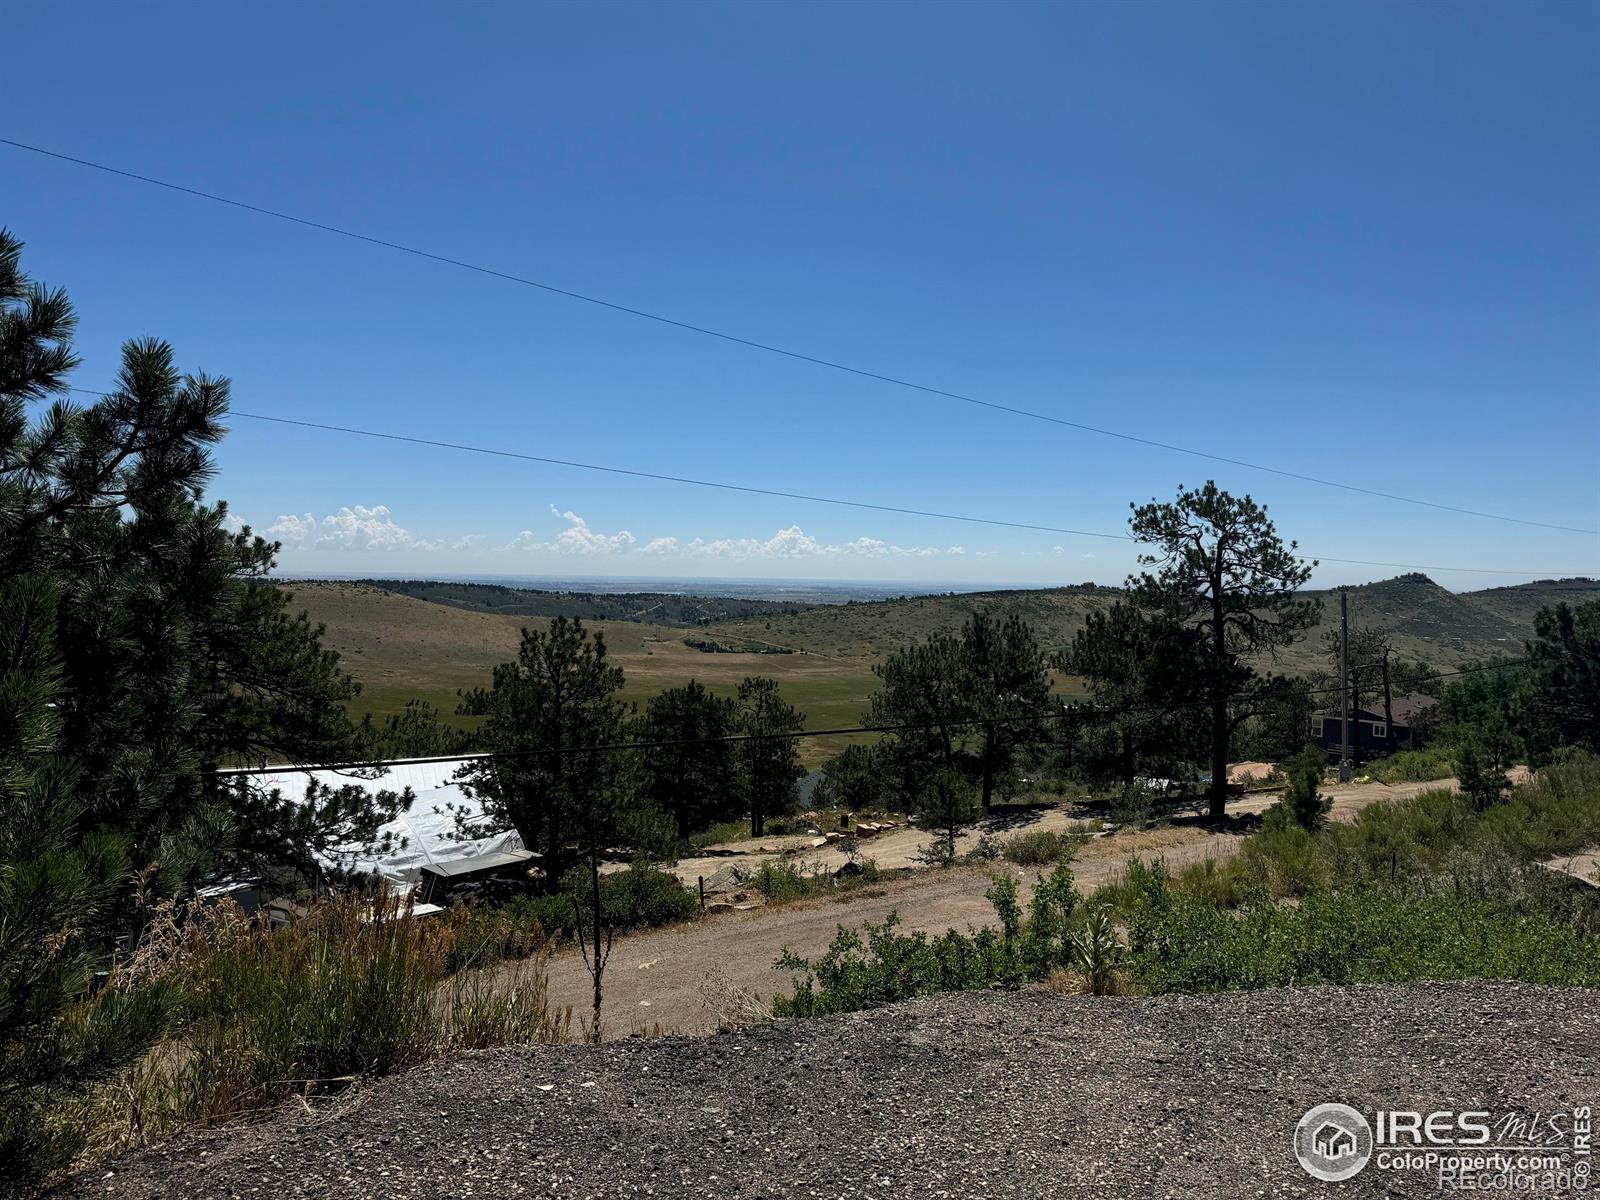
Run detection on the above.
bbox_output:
[283,574,1598,766]
[278,582,881,765]
[705,573,1600,671]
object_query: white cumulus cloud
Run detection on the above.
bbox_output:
[267,505,441,552]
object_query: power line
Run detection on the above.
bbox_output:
[214,659,1527,778]
[58,388,1600,578]
[10,135,1595,539]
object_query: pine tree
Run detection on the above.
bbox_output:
[0,576,169,1189]
[959,611,1052,811]
[1057,601,1204,790]
[735,676,805,838]
[457,618,633,888]
[1129,483,1320,817]
[635,680,742,837]
[1,228,400,898]
[1523,601,1600,760]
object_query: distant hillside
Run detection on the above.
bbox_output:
[704,574,1600,672]
[706,584,1123,659]
[1454,577,1600,626]
[283,575,1598,762]
[278,581,881,765]
[346,579,819,626]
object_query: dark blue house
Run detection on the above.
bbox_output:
[1310,692,1437,759]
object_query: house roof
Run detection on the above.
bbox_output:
[1388,693,1439,724]
[1312,692,1438,726]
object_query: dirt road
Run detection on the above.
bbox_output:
[548,776,1458,1038]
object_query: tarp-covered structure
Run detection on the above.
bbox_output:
[235,756,522,889]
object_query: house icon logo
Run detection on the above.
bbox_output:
[1294,1103,1373,1181]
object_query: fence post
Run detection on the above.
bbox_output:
[698,875,706,912]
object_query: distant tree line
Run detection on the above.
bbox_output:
[363,578,818,626]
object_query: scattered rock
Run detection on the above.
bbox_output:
[65,982,1600,1200]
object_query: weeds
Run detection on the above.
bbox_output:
[771,754,1600,1016]
[1366,748,1454,784]
[1067,907,1129,996]
[1000,828,1086,866]
[70,894,569,1167]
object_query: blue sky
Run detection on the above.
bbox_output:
[4,0,1596,589]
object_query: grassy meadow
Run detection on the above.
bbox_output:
[282,582,884,764]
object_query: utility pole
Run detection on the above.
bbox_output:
[1381,648,1394,751]
[1339,589,1352,782]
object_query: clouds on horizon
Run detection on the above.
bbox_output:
[262,503,969,561]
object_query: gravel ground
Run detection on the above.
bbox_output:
[62,981,1599,1199]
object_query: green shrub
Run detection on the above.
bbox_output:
[533,862,700,938]
[1265,746,1330,832]
[771,754,1600,1018]
[599,861,701,929]
[1001,828,1085,866]
[1174,856,1259,909]
[687,819,751,850]
[773,865,1084,1016]
[1129,885,1600,994]
[1020,863,1081,977]
[1242,821,1330,898]
[1366,748,1453,784]
[1470,751,1600,861]
[773,914,1009,1018]
[749,860,824,902]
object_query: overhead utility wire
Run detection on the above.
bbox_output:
[213,659,1527,778]
[60,388,1599,576]
[66,393,1584,579]
[10,135,1595,539]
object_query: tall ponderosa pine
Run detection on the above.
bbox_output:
[870,610,1052,813]
[959,611,1052,811]
[457,618,634,888]
[1057,601,1204,790]
[735,676,806,838]
[868,633,967,803]
[814,743,884,812]
[2,228,406,1186]
[1129,483,1319,816]
[0,577,170,1188]
[1,228,399,895]
[1523,600,1600,761]
[635,680,742,837]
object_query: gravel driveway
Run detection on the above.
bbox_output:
[63,981,1599,1199]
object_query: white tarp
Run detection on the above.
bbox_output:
[239,756,522,889]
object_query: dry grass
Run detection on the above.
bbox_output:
[284,582,880,763]
[67,895,571,1169]
[1038,966,1135,997]
[696,966,772,1031]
